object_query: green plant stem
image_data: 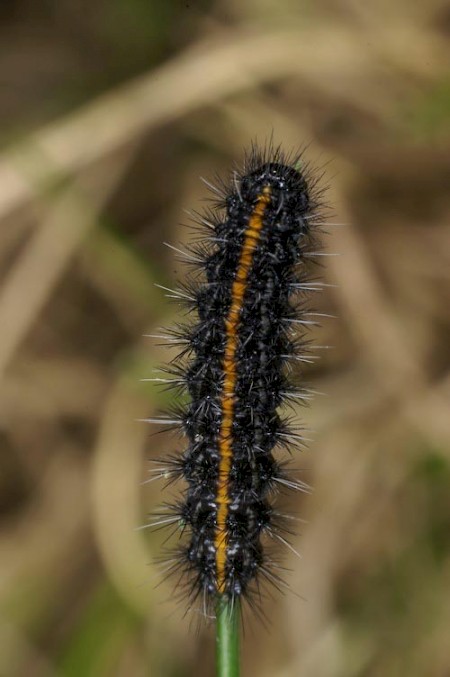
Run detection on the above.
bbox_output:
[215,596,240,677]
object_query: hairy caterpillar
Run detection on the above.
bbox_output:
[144,143,328,617]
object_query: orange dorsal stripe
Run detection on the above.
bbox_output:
[215,187,271,594]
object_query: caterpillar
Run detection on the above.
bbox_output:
[145,143,328,617]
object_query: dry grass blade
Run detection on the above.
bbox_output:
[0,147,136,378]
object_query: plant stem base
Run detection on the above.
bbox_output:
[215,596,240,677]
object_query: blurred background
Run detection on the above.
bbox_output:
[0,1,449,676]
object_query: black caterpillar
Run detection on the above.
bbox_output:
[145,144,327,616]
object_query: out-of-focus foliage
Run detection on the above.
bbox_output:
[0,1,449,676]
